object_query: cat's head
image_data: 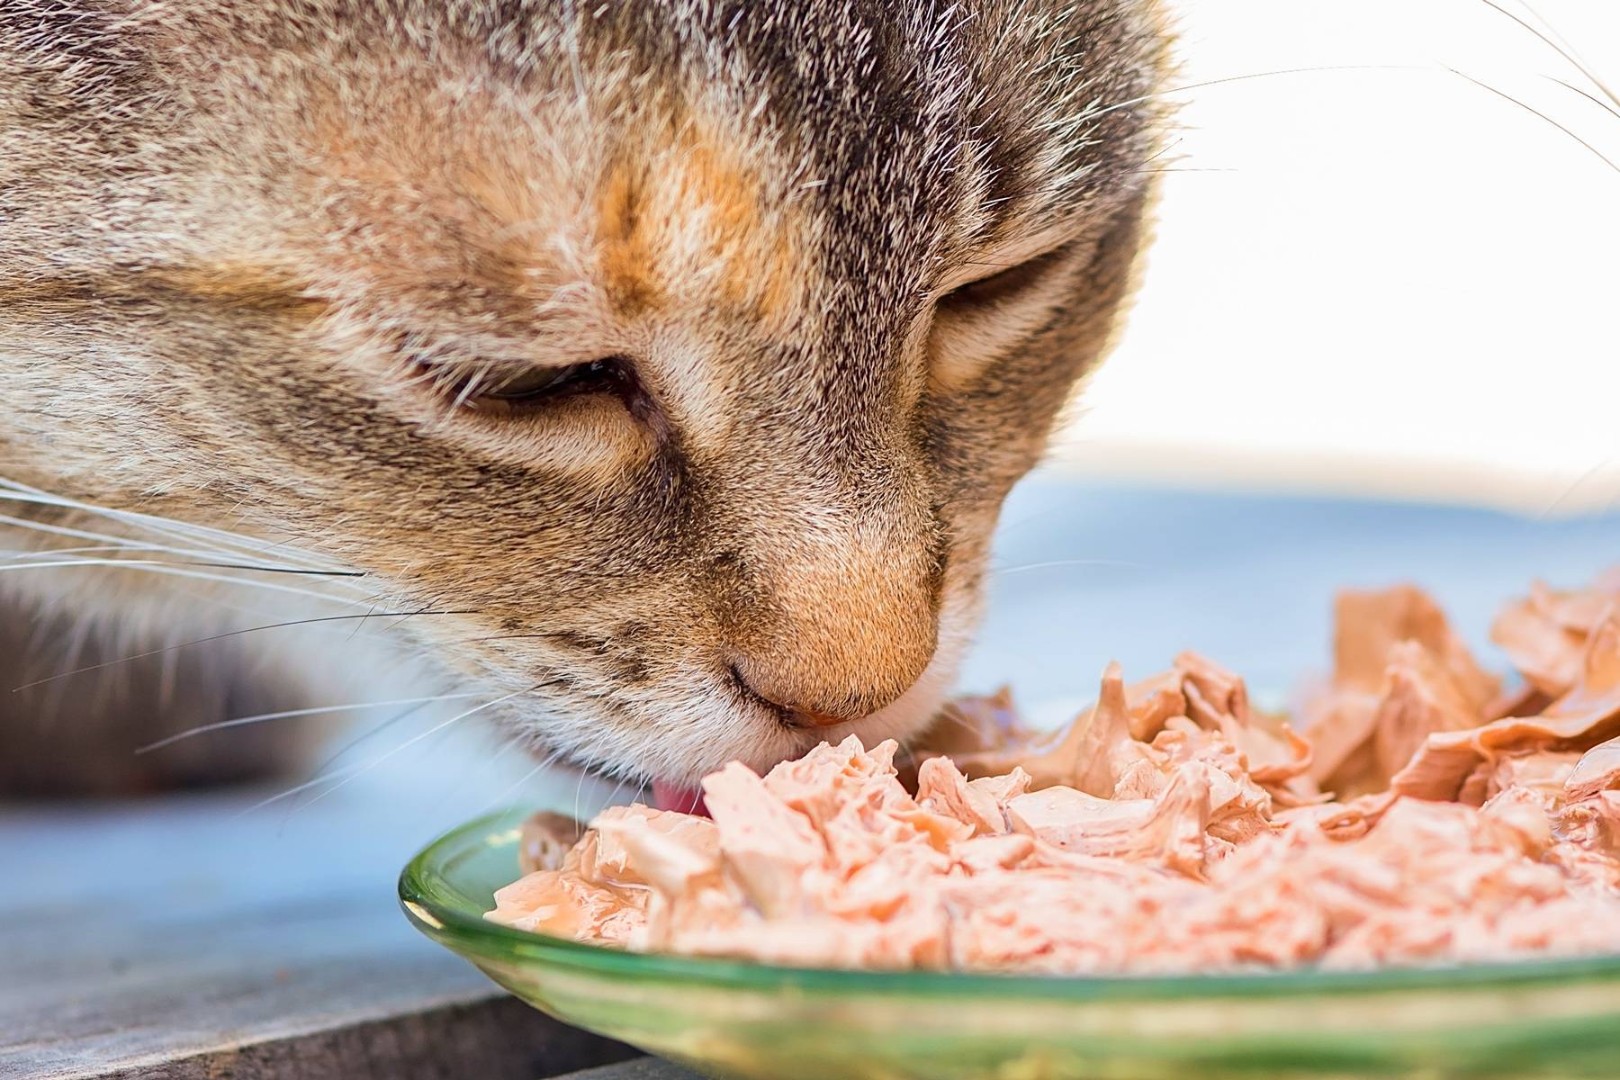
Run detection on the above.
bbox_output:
[1,0,1169,787]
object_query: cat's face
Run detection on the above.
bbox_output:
[0,0,1167,786]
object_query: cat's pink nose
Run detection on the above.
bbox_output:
[718,493,944,727]
[728,642,934,728]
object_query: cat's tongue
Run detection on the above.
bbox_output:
[652,782,710,818]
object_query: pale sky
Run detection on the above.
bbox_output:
[1054,0,1620,515]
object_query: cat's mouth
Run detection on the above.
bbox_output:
[651,781,710,817]
[554,594,977,815]
[640,651,960,821]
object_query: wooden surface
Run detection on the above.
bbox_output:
[4,475,1619,1080]
[78,1001,635,1080]
[0,778,637,1080]
[558,1061,702,1080]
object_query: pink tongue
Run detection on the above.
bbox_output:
[651,782,710,817]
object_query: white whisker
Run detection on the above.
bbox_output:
[1448,66,1620,175]
[135,691,486,752]
[241,684,542,818]
[14,607,475,692]
[1549,76,1620,125]
[443,736,559,822]
[0,509,346,579]
[0,557,371,606]
[604,770,631,809]
[0,478,359,579]
[1062,64,1432,137]
[989,557,1145,577]
[1480,0,1617,107]
[572,758,590,825]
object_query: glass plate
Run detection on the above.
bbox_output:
[400,808,1620,1079]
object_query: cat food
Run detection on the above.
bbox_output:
[486,572,1620,974]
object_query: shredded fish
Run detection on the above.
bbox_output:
[488,572,1620,974]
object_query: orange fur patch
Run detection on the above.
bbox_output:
[0,268,322,317]
[596,114,801,325]
[148,265,324,315]
[596,160,664,317]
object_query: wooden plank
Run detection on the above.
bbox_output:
[558,1060,703,1080]
[0,749,626,1079]
[88,1000,636,1080]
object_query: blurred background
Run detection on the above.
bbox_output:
[1060,0,1620,515]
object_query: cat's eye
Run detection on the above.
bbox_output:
[478,358,629,405]
[937,243,1074,315]
[427,355,642,415]
[927,242,1082,393]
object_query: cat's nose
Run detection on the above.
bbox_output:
[718,489,945,727]
[728,627,937,728]
[728,663,856,728]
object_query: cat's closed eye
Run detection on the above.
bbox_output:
[929,242,1082,391]
[470,356,640,412]
[414,354,651,421]
[937,242,1076,317]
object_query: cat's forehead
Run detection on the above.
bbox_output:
[150,0,1164,380]
[178,0,1162,312]
[573,0,1165,284]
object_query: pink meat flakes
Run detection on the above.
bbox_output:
[487,572,1620,974]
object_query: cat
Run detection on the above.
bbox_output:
[0,0,1169,798]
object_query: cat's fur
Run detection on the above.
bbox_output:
[0,0,1169,791]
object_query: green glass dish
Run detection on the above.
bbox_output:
[400,808,1620,1080]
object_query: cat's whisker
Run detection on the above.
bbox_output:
[0,507,365,583]
[572,756,591,827]
[0,508,211,555]
[988,557,1145,577]
[421,726,540,822]
[482,728,542,777]
[0,558,374,606]
[186,561,364,578]
[1533,457,1620,521]
[1,544,156,562]
[135,691,487,752]
[932,707,993,738]
[1549,77,1620,125]
[1480,0,1618,107]
[10,608,477,692]
[0,478,358,577]
[242,684,543,818]
[603,771,630,808]
[1448,67,1620,175]
[304,698,445,777]
[1130,166,1237,176]
[1058,64,1433,139]
[0,551,363,581]
[0,521,370,599]
[293,684,548,811]
[238,759,375,818]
